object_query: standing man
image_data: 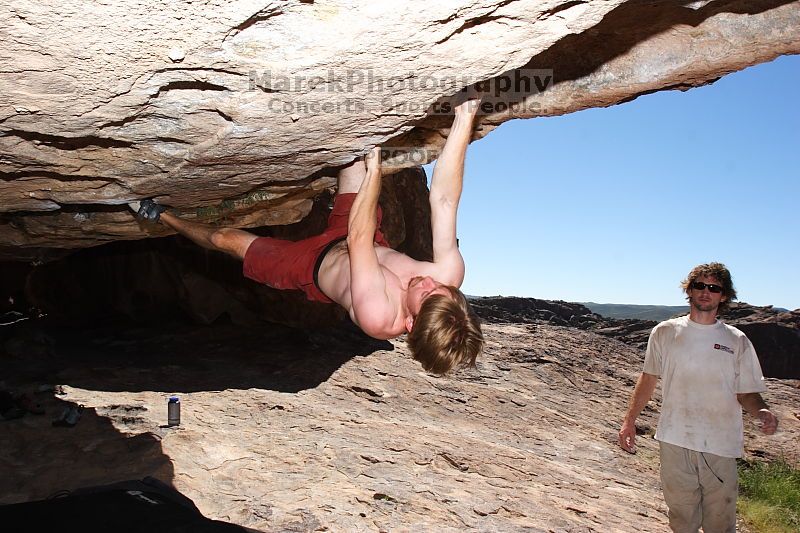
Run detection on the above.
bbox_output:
[131,100,483,374]
[619,262,778,532]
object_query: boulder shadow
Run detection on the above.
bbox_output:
[3,317,393,395]
[1,317,392,506]
[0,394,173,505]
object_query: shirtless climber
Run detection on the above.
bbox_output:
[131,100,483,374]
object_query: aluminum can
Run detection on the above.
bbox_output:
[167,396,181,426]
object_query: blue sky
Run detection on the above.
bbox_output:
[440,54,799,310]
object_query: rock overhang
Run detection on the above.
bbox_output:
[1,0,799,260]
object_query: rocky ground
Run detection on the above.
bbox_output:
[1,308,798,532]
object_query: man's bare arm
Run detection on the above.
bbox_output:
[737,392,778,435]
[347,148,396,336]
[428,100,479,282]
[619,372,658,453]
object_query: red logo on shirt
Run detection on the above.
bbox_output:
[714,343,734,354]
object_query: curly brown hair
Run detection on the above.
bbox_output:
[680,262,738,314]
[406,286,483,374]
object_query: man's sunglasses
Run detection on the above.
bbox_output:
[691,281,723,293]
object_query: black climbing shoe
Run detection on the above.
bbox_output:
[136,199,167,222]
[52,404,83,427]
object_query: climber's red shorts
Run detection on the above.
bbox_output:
[242,193,389,303]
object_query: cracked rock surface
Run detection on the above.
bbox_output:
[2,316,797,531]
[2,0,799,258]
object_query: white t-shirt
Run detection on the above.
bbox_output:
[643,315,767,458]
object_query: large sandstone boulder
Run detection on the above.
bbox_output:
[1,0,799,259]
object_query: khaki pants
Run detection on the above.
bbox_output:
[659,441,738,533]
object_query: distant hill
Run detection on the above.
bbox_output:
[581,303,687,321]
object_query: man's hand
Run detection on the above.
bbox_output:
[454,97,481,117]
[364,146,381,177]
[737,393,778,435]
[757,409,778,435]
[619,420,637,454]
[618,373,658,455]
